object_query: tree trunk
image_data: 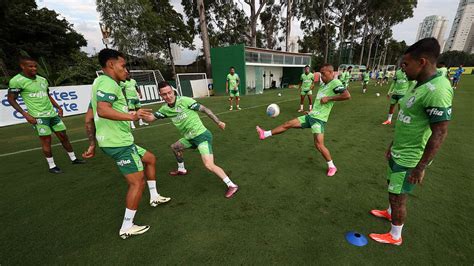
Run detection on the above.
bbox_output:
[285,0,292,51]
[366,33,375,68]
[372,39,380,69]
[322,0,329,63]
[338,0,348,65]
[167,38,176,80]
[359,16,369,66]
[197,0,211,77]
[348,15,357,64]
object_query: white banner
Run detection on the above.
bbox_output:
[0,85,92,127]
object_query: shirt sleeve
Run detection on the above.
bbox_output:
[332,80,346,94]
[423,84,453,123]
[8,78,22,94]
[96,80,118,103]
[182,96,200,110]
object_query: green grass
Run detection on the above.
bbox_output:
[1,77,473,264]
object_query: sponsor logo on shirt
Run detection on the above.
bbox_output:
[28,91,48,98]
[426,107,445,117]
[397,109,412,124]
[172,112,188,122]
[117,159,131,166]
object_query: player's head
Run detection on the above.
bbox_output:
[158,81,176,104]
[347,66,352,72]
[437,61,446,68]
[304,65,310,73]
[98,48,128,81]
[401,37,440,80]
[459,65,463,68]
[230,66,235,74]
[320,63,334,83]
[19,56,37,77]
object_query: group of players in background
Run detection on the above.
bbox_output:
[7,37,454,246]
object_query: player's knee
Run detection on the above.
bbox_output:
[203,161,214,171]
[315,142,325,151]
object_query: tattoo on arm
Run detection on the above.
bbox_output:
[85,109,96,145]
[416,121,449,169]
[199,105,221,124]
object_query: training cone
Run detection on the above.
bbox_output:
[345,231,368,247]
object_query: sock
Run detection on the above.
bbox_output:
[264,130,272,138]
[237,105,240,108]
[387,114,393,121]
[46,157,56,169]
[387,205,392,215]
[327,160,335,168]
[178,162,186,171]
[147,180,159,199]
[223,177,237,187]
[67,152,77,161]
[300,104,303,110]
[309,105,312,111]
[120,208,136,231]
[130,121,136,129]
[389,223,404,240]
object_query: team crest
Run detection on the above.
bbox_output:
[406,96,416,108]
[176,107,182,112]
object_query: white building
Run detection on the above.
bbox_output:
[416,15,448,49]
[444,0,474,53]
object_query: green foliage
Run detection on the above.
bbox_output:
[438,51,474,67]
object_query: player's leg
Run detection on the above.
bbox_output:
[169,139,192,175]
[298,94,305,112]
[54,130,84,164]
[236,96,241,110]
[307,92,313,111]
[120,170,149,239]
[201,153,239,198]
[256,117,302,140]
[139,147,171,206]
[229,96,234,110]
[35,118,62,173]
[313,132,337,176]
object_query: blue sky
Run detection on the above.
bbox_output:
[37,0,459,65]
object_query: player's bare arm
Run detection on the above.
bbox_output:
[83,107,96,158]
[226,80,229,94]
[199,105,225,130]
[7,91,36,124]
[408,121,449,184]
[97,101,138,121]
[47,89,64,117]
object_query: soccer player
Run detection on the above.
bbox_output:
[362,69,370,93]
[341,66,352,89]
[82,48,171,239]
[256,64,351,176]
[298,65,315,112]
[381,67,409,125]
[369,38,453,246]
[451,65,464,89]
[140,82,239,198]
[383,70,389,85]
[7,56,85,173]
[437,62,449,79]
[226,67,240,110]
[121,74,148,129]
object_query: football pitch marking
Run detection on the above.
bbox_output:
[0,97,298,158]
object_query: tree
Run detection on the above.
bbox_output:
[0,0,86,77]
[244,0,269,47]
[260,0,283,49]
[196,0,212,76]
[438,51,474,67]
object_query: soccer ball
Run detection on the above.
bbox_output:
[376,93,380,97]
[266,103,280,117]
[278,93,282,97]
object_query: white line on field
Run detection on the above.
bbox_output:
[0,97,298,157]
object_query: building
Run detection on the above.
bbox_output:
[444,0,474,52]
[210,44,312,95]
[416,15,448,49]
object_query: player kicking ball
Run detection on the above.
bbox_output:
[140,82,239,198]
[83,49,170,239]
[7,56,85,173]
[256,64,351,176]
[369,38,453,245]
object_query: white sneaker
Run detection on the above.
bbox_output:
[139,121,149,126]
[229,106,233,111]
[150,195,171,207]
[237,106,241,110]
[119,224,150,239]
[131,122,136,129]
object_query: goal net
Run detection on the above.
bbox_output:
[176,73,210,98]
[95,70,175,105]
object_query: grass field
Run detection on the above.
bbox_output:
[1,76,473,264]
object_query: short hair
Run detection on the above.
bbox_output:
[98,48,125,67]
[158,81,171,91]
[347,66,353,70]
[438,61,446,66]
[230,66,235,69]
[304,65,310,68]
[404,37,440,63]
[19,55,36,64]
[320,63,334,71]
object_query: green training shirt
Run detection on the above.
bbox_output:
[91,75,134,147]
[391,73,453,168]
[227,73,239,91]
[308,78,346,122]
[8,73,56,118]
[300,72,315,91]
[121,79,139,100]
[154,96,207,139]
[389,69,409,95]
[363,72,370,81]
